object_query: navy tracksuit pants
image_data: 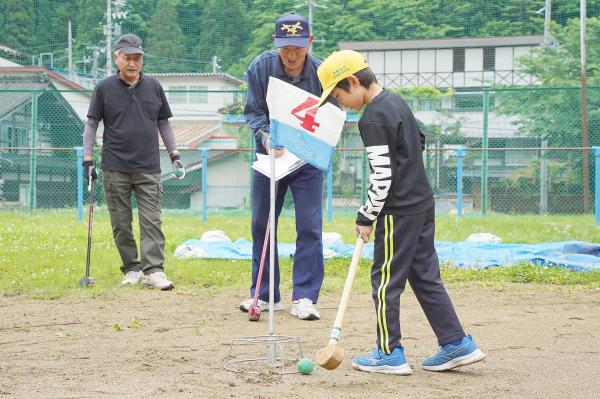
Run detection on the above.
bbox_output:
[250,162,324,304]
[372,206,465,354]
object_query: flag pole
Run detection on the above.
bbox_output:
[267,142,277,363]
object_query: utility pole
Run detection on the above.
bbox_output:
[295,0,327,53]
[540,0,551,214]
[92,47,99,79]
[581,0,591,213]
[212,55,220,73]
[106,0,112,77]
[68,20,74,81]
[544,0,551,45]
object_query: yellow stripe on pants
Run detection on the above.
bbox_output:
[377,215,393,354]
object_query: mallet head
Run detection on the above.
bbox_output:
[314,342,344,370]
[248,305,261,321]
[79,276,95,288]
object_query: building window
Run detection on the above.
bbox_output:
[1,126,27,153]
[169,85,209,104]
[483,47,495,71]
[189,85,208,104]
[453,48,465,72]
[169,85,187,104]
[505,149,536,166]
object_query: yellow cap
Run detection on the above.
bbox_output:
[317,50,369,107]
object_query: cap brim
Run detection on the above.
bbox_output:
[317,85,335,108]
[118,47,144,55]
[274,37,309,48]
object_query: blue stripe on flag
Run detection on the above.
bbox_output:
[270,120,334,171]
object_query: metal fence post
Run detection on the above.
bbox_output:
[74,147,83,221]
[28,92,38,212]
[200,147,208,222]
[594,147,600,225]
[481,90,489,215]
[361,150,368,204]
[456,147,465,219]
[327,160,333,222]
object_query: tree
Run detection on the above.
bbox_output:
[0,0,35,54]
[496,17,600,213]
[176,0,205,58]
[144,0,187,73]
[498,18,600,144]
[196,0,250,75]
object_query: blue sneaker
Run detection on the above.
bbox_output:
[421,335,486,371]
[352,347,412,375]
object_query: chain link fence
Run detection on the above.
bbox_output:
[2,1,599,221]
[0,88,598,220]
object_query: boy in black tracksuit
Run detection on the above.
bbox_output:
[316,50,485,374]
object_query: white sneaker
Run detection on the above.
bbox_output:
[141,272,174,291]
[120,271,143,286]
[291,298,320,320]
[239,298,283,312]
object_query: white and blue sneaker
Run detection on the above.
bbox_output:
[352,347,412,375]
[421,335,486,371]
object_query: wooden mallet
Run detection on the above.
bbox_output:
[314,237,364,370]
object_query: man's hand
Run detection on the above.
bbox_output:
[355,224,373,243]
[263,137,286,158]
[170,153,186,179]
[83,160,97,185]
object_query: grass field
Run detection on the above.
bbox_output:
[1,210,599,299]
[2,211,600,398]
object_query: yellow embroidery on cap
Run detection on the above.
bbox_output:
[281,22,303,37]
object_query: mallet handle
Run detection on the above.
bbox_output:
[329,237,364,343]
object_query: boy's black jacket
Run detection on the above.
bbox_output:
[356,89,434,226]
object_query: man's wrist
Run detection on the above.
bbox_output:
[258,130,269,145]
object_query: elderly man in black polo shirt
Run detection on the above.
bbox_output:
[82,33,185,290]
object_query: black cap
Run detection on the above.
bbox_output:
[115,34,144,55]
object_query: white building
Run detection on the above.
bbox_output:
[148,72,244,120]
[147,73,249,210]
[339,35,544,89]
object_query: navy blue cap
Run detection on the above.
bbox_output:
[274,12,310,48]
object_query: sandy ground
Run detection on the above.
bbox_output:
[1,284,599,399]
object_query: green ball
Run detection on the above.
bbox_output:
[297,358,314,375]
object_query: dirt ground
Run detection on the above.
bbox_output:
[1,284,599,399]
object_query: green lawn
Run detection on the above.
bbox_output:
[1,210,599,299]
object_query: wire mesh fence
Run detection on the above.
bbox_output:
[1,94,598,221]
[2,1,600,80]
[2,1,600,221]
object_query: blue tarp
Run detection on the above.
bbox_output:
[175,239,600,272]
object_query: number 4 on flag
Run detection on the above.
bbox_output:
[291,97,320,133]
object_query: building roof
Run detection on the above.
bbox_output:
[147,72,244,86]
[339,35,545,51]
[0,67,90,122]
[0,79,47,118]
[0,67,85,90]
[0,57,20,67]
[0,45,22,67]
[167,121,222,149]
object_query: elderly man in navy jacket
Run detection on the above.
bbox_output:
[240,12,325,320]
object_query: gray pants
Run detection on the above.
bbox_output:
[103,170,165,275]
